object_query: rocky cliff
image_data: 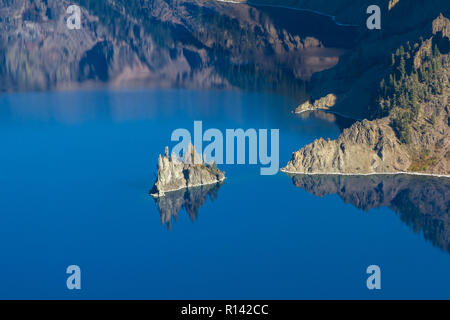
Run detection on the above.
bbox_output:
[150,144,225,197]
[283,15,450,176]
[293,94,337,114]
[0,0,353,93]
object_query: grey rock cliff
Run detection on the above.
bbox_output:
[284,15,450,176]
[282,118,412,174]
[150,144,225,197]
[0,0,347,92]
[283,99,450,176]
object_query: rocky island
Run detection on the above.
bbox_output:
[283,14,450,177]
[150,144,225,198]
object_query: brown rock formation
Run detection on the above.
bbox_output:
[150,144,225,198]
[287,173,450,252]
[154,182,222,230]
[284,15,450,176]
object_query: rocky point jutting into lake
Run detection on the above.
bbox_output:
[153,182,222,230]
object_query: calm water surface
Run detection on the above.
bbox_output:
[0,89,449,299]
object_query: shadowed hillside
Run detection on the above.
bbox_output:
[0,0,356,94]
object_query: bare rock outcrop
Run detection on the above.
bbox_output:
[282,118,412,174]
[150,144,225,198]
[294,94,337,114]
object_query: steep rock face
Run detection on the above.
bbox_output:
[304,0,450,119]
[154,182,221,230]
[284,97,450,176]
[283,118,412,174]
[150,145,225,197]
[223,0,449,119]
[294,93,336,114]
[284,14,450,176]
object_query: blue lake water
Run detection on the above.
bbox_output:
[0,89,449,299]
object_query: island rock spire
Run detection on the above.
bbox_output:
[150,144,225,198]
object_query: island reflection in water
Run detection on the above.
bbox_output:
[287,174,450,253]
[152,183,223,230]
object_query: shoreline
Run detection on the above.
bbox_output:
[150,177,226,198]
[215,1,360,27]
[280,168,450,178]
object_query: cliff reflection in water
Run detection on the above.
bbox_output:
[152,183,223,230]
[288,174,450,253]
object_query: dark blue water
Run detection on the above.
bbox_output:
[0,89,449,299]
